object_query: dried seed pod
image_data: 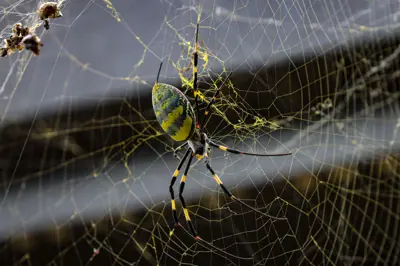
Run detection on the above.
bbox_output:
[22,34,43,56]
[38,2,63,30]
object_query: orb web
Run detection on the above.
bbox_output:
[0,0,399,265]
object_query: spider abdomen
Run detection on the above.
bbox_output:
[152,83,196,142]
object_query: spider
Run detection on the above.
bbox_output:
[152,23,292,240]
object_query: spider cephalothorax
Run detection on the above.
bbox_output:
[152,23,292,241]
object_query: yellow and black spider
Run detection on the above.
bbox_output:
[152,23,292,240]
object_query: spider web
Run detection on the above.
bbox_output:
[0,0,399,265]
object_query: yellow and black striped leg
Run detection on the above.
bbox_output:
[193,23,200,129]
[206,138,292,157]
[200,72,232,130]
[169,148,191,228]
[178,152,200,239]
[156,61,163,83]
[173,142,188,160]
[205,162,286,220]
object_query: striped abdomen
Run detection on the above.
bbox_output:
[152,83,196,142]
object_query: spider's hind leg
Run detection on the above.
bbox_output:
[178,152,200,239]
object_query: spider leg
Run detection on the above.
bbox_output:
[178,152,200,239]
[169,148,191,227]
[193,23,201,129]
[173,142,188,160]
[200,72,232,130]
[43,20,49,30]
[205,162,286,220]
[206,138,292,157]
[203,140,209,158]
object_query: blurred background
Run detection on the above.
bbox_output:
[0,0,399,265]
